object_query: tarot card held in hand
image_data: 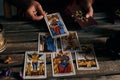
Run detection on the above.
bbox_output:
[61,31,81,52]
[23,51,46,79]
[51,50,76,77]
[44,12,69,38]
[66,4,97,28]
[38,32,57,53]
[75,44,99,70]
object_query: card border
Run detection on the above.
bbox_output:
[44,12,69,38]
[38,32,57,54]
[51,51,76,77]
[75,44,99,70]
[23,51,47,79]
[60,31,81,52]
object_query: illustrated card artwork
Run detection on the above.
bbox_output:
[23,51,46,79]
[61,31,81,52]
[44,12,69,38]
[51,51,76,77]
[75,44,99,70]
[38,32,57,53]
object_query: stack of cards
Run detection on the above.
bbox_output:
[75,44,99,70]
[44,13,69,38]
[23,51,46,79]
[65,2,97,28]
[51,50,76,77]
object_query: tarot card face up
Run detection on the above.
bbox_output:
[23,51,46,79]
[44,12,69,38]
[75,44,99,70]
[51,51,76,77]
[38,32,57,53]
[61,31,81,52]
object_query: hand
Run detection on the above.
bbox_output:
[85,1,93,18]
[26,1,46,21]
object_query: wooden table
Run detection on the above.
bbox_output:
[0,16,120,80]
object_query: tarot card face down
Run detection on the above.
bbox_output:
[66,4,97,28]
[75,44,99,70]
[61,31,81,52]
[38,33,57,53]
[51,51,76,77]
[23,51,46,79]
[44,12,69,38]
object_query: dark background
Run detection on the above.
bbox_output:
[36,0,120,13]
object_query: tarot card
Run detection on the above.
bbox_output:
[61,31,81,52]
[51,50,76,77]
[38,32,57,53]
[75,44,99,70]
[23,51,46,79]
[44,12,69,38]
[65,2,97,28]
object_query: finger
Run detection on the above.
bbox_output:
[86,14,90,18]
[31,15,44,21]
[86,11,93,18]
[44,11,47,14]
[37,3,46,16]
[28,10,44,20]
[36,15,44,20]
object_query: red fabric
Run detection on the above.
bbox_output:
[54,27,60,35]
[71,0,94,6]
[58,63,71,73]
[65,0,94,15]
[64,63,71,72]
[58,65,65,73]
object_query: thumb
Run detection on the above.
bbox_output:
[86,14,90,18]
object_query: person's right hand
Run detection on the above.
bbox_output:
[26,1,46,21]
[85,1,93,18]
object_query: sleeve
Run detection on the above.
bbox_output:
[7,0,34,11]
